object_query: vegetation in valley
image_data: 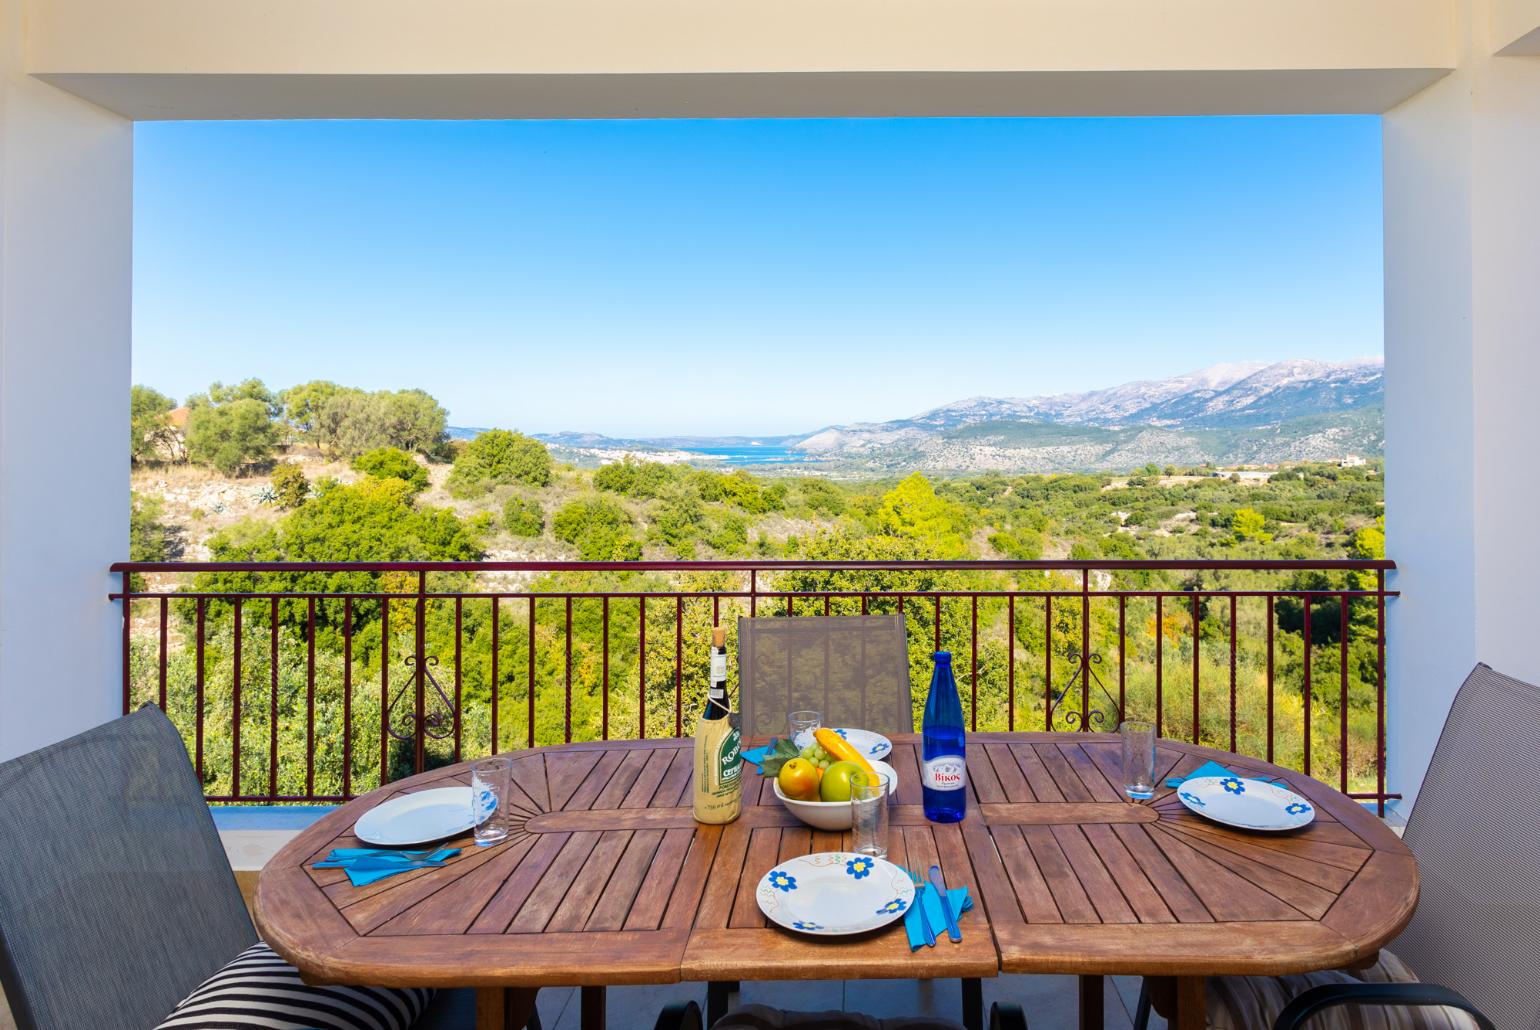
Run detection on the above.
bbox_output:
[127,380,1389,801]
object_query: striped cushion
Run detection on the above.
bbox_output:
[154,942,433,1030]
[1207,951,1482,1030]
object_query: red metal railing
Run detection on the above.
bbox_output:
[110,559,1399,812]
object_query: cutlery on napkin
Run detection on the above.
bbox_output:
[902,870,972,951]
[313,847,459,887]
[927,865,963,943]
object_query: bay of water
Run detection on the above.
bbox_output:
[682,445,819,467]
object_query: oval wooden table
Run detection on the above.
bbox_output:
[255,734,1416,1030]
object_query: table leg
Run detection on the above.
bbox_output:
[1172,976,1205,1030]
[581,985,606,1030]
[477,988,540,1030]
[962,977,983,1030]
[707,981,735,1025]
[1078,975,1104,1030]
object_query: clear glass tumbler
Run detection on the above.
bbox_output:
[850,770,890,859]
[788,710,821,747]
[1120,720,1157,800]
[471,756,513,846]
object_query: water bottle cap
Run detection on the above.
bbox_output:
[933,651,952,664]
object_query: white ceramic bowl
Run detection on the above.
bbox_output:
[772,760,898,831]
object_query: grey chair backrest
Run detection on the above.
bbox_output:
[737,615,914,739]
[0,707,257,1030]
[1393,664,1540,1030]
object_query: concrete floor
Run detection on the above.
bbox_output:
[530,975,1167,1030]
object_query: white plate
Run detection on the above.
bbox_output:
[793,727,893,761]
[354,786,493,846]
[1175,776,1316,832]
[756,852,915,936]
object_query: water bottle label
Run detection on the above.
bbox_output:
[922,756,967,792]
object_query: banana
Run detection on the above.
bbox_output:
[813,727,876,775]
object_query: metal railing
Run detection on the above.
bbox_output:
[110,559,1398,811]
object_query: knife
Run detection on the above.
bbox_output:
[927,864,962,943]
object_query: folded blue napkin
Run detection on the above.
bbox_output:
[312,847,459,887]
[903,881,973,951]
[741,745,770,770]
[1165,760,1236,788]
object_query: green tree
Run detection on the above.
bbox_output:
[279,380,357,435]
[352,447,429,493]
[130,385,179,463]
[447,429,552,497]
[552,498,640,560]
[269,463,311,509]
[199,476,485,630]
[717,470,784,514]
[1230,507,1273,544]
[989,525,1044,560]
[503,496,545,537]
[184,398,281,475]
[128,492,178,589]
[309,388,447,459]
[189,378,281,419]
[593,456,674,498]
[875,473,970,554]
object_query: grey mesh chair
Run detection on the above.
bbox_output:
[737,615,914,740]
[1137,663,1536,1029]
[0,706,497,1030]
[713,616,994,1030]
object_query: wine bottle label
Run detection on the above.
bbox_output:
[710,653,727,682]
[922,756,967,791]
[717,726,742,785]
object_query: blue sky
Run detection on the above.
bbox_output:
[133,117,1383,437]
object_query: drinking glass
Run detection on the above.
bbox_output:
[1120,721,1157,800]
[850,770,890,859]
[471,756,513,846]
[788,710,821,747]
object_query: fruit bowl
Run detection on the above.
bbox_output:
[772,760,898,831]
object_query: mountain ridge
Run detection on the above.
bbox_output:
[473,358,1383,473]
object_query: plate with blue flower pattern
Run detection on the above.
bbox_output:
[793,727,893,761]
[1175,775,1316,832]
[756,852,915,936]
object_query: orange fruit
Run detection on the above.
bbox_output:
[777,758,821,801]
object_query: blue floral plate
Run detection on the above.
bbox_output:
[793,727,893,761]
[1175,775,1315,832]
[756,852,915,936]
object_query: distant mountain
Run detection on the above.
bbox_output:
[790,358,1383,472]
[467,358,1383,474]
[907,358,1382,430]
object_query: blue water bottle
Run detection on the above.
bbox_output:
[921,651,967,822]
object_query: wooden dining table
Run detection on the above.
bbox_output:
[255,733,1417,1030]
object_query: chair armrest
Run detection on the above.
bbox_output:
[655,1000,704,1030]
[989,1002,1029,1030]
[1273,982,1495,1030]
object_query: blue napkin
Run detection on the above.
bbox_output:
[903,881,973,951]
[741,745,770,770]
[1166,760,1236,788]
[313,847,459,887]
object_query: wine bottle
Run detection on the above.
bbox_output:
[693,625,742,824]
[921,651,967,822]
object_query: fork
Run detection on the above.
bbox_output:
[909,869,936,947]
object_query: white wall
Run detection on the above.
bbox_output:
[0,0,131,760]
[1384,0,1540,806]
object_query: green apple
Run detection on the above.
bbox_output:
[819,760,864,802]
